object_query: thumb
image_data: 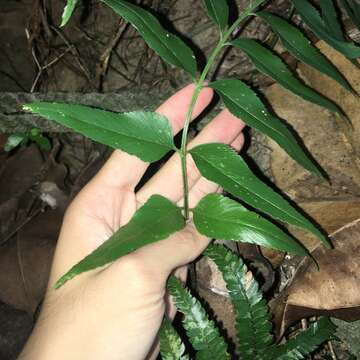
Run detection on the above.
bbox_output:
[130,223,210,280]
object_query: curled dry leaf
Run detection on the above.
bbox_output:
[271,218,360,339]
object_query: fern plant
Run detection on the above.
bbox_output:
[162,244,336,359]
[22,0,356,355]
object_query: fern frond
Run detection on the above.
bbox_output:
[204,244,273,360]
[267,317,337,359]
[159,317,189,360]
[166,276,230,360]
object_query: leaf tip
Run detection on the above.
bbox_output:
[318,232,333,250]
[324,238,334,250]
[313,166,329,182]
[53,279,64,290]
[54,271,74,289]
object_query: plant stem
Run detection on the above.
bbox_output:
[180,0,267,220]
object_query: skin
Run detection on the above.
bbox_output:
[19,84,245,360]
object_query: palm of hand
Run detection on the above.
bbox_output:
[20,84,245,360]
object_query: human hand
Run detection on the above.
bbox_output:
[19,84,245,360]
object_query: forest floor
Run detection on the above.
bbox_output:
[1,0,360,359]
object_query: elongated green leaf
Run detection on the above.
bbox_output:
[257,11,353,93]
[202,0,229,31]
[23,103,176,163]
[267,317,336,359]
[204,245,273,358]
[167,276,230,360]
[193,194,307,255]
[189,143,329,247]
[159,318,189,360]
[290,0,360,59]
[319,0,344,41]
[231,39,343,115]
[209,79,324,178]
[55,195,185,288]
[340,0,360,31]
[61,0,78,27]
[102,0,197,77]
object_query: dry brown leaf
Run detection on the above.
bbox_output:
[289,198,360,251]
[271,218,360,339]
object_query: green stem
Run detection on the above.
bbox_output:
[180,0,266,220]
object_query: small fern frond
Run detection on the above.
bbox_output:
[166,276,230,360]
[159,317,189,360]
[204,244,273,360]
[267,317,337,359]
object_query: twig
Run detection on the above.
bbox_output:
[26,28,71,92]
[108,64,137,84]
[96,20,129,91]
[50,25,92,84]
[0,207,42,246]
[328,341,337,360]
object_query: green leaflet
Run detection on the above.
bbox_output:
[189,143,330,248]
[167,276,230,360]
[231,39,343,115]
[4,134,25,152]
[193,194,308,255]
[61,0,78,27]
[55,195,185,288]
[340,0,360,31]
[202,0,229,31]
[257,11,353,93]
[319,0,344,41]
[159,318,189,360]
[23,103,176,163]
[267,318,337,359]
[290,0,360,59]
[101,0,197,77]
[4,128,51,152]
[209,79,324,178]
[204,245,273,359]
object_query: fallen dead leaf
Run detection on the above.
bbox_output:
[271,218,360,339]
[289,198,360,251]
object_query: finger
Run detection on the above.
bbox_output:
[129,223,210,282]
[137,110,245,204]
[89,84,213,190]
